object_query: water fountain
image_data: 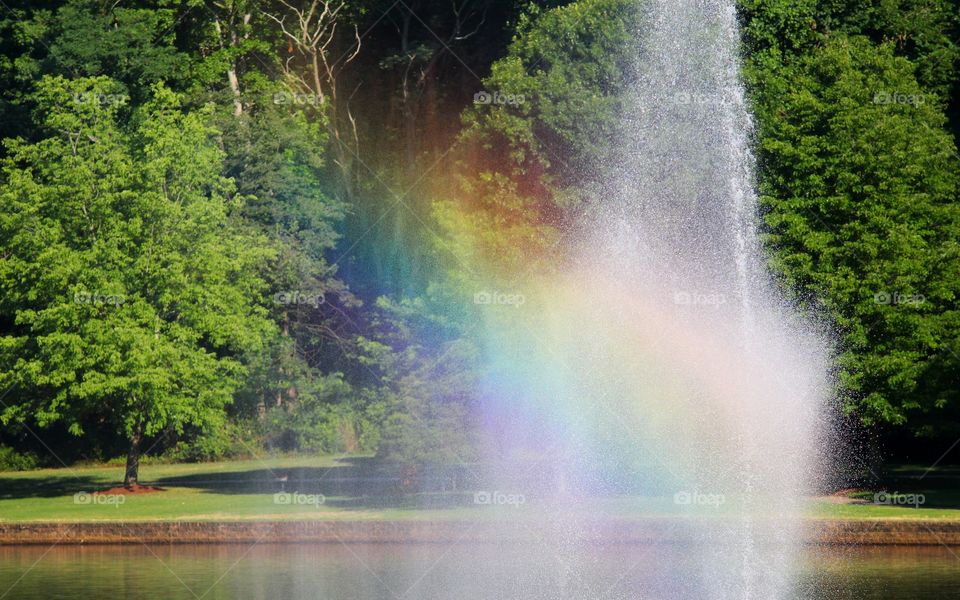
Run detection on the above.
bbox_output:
[478,0,833,597]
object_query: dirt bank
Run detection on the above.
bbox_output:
[1,518,958,546]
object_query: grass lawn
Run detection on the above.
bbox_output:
[1,456,959,522]
[810,502,960,520]
[0,455,504,522]
[812,463,960,520]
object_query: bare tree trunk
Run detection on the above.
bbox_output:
[264,0,361,201]
[213,10,251,118]
[227,66,243,116]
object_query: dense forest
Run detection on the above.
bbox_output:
[0,0,957,483]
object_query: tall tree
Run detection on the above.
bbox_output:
[0,76,275,485]
[748,36,960,435]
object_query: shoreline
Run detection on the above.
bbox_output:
[2,518,958,546]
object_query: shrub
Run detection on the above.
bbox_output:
[0,446,39,471]
[163,420,261,462]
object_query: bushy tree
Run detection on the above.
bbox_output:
[441,0,637,290]
[742,0,958,97]
[749,36,960,435]
[461,0,639,188]
[817,0,959,96]
[357,295,480,464]
[0,76,275,485]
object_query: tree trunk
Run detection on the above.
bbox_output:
[124,423,143,488]
[227,66,243,116]
[213,13,250,118]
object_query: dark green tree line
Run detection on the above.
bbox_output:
[0,0,958,477]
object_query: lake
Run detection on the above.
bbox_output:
[0,543,956,598]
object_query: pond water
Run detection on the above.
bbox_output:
[0,544,956,599]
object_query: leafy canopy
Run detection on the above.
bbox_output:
[0,75,275,445]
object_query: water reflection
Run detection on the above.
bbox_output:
[0,544,956,599]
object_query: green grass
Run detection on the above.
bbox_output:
[810,502,960,520]
[0,455,517,522]
[0,455,441,521]
[2,457,959,522]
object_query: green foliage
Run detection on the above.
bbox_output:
[462,0,640,183]
[434,171,562,284]
[0,0,957,466]
[0,0,191,122]
[0,76,276,465]
[0,446,39,471]
[261,373,378,454]
[163,419,260,463]
[442,0,636,303]
[357,296,480,464]
[739,0,820,56]
[817,0,959,96]
[749,36,960,433]
[44,1,189,88]
[221,89,346,308]
[741,0,959,96]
